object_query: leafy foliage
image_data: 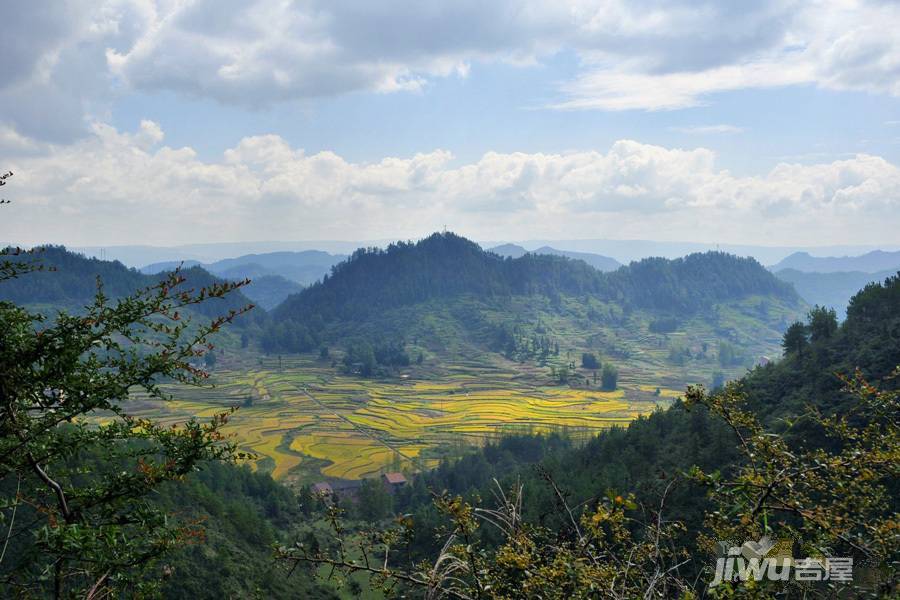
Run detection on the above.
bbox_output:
[0,254,254,596]
[686,370,899,596]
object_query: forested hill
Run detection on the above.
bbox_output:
[272,231,798,325]
[605,253,797,312]
[0,246,262,324]
[392,274,900,573]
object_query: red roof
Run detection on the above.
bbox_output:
[382,472,407,485]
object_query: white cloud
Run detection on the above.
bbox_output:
[3,0,900,137]
[3,122,899,247]
[668,125,746,135]
[0,0,151,142]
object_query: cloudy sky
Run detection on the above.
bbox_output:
[2,0,900,247]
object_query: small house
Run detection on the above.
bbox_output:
[382,472,407,494]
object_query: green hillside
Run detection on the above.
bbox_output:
[342,273,900,595]
[0,245,263,326]
[261,232,803,384]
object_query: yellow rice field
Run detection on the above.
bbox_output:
[122,357,677,483]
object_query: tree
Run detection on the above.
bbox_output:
[355,479,392,522]
[279,479,690,599]
[555,363,570,384]
[362,346,376,376]
[600,363,618,390]
[808,305,838,343]
[686,373,898,595]
[0,212,251,596]
[782,320,809,356]
[717,340,739,367]
[580,352,600,370]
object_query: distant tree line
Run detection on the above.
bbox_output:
[342,339,411,377]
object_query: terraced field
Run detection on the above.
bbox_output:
[119,295,795,484]
[122,354,680,484]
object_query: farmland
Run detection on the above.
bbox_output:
[124,353,685,485]
[121,293,798,485]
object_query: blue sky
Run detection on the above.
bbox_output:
[2,1,900,247]
[110,64,900,175]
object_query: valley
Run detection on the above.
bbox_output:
[8,237,805,487]
[123,290,798,484]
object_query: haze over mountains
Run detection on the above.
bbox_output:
[767,250,900,316]
[72,241,363,268]
[139,250,347,309]
[770,250,900,273]
[62,238,900,317]
[483,240,898,266]
[59,239,900,272]
[773,268,898,317]
[19,235,898,320]
[488,244,622,272]
[140,250,346,284]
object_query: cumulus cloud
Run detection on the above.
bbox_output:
[104,0,900,110]
[0,1,151,142]
[2,122,899,247]
[3,0,900,138]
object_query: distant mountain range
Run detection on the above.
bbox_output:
[23,240,900,318]
[773,268,899,316]
[488,244,622,272]
[142,250,345,285]
[70,241,366,268]
[53,239,899,271]
[766,250,900,315]
[0,246,260,324]
[140,250,347,309]
[770,250,900,273]
[483,240,896,265]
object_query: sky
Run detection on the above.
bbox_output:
[2,0,900,248]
